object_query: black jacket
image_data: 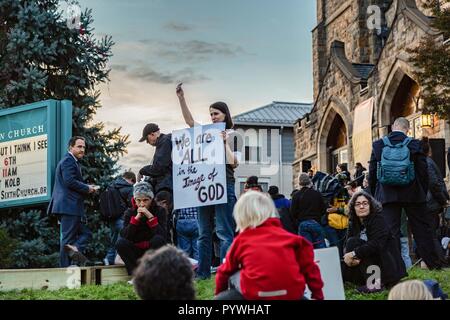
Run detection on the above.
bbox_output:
[368,131,428,204]
[140,133,173,193]
[290,187,326,224]
[112,177,134,208]
[120,203,168,248]
[447,148,450,173]
[354,167,366,187]
[426,157,449,214]
[347,213,407,286]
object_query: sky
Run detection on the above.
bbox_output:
[77,0,317,173]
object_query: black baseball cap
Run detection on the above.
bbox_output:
[139,123,160,142]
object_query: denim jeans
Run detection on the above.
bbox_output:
[298,220,327,249]
[323,225,347,257]
[105,218,124,265]
[197,182,236,279]
[176,218,199,260]
[400,237,412,268]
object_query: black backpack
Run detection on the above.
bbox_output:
[99,185,127,220]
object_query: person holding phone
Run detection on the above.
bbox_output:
[176,83,239,280]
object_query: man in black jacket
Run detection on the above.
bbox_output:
[139,123,173,194]
[368,117,441,269]
[291,173,327,248]
[116,182,167,276]
[104,171,136,265]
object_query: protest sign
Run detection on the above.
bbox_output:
[304,246,346,300]
[172,123,227,210]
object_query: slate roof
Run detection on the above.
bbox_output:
[233,101,312,127]
[352,63,375,79]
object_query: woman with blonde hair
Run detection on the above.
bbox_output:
[388,280,434,300]
[215,191,324,300]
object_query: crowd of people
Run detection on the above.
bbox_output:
[47,85,450,299]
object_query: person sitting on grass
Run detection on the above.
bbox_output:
[116,182,167,277]
[133,245,195,300]
[215,191,324,300]
[342,191,407,293]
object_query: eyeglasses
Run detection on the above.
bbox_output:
[355,201,369,207]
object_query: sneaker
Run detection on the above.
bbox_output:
[127,279,134,285]
[64,245,90,267]
[64,244,79,253]
[210,266,219,274]
[356,285,384,294]
[188,258,198,270]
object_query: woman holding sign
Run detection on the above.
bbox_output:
[177,84,238,280]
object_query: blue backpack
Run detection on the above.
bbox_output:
[377,136,415,186]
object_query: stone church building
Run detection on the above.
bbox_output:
[293,0,449,186]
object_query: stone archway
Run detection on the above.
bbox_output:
[317,98,352,172]
[378,60,419,135]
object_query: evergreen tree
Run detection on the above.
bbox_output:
[409,0,450,121]
[0,0,129,267]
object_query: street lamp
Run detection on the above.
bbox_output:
[421,113,434,128]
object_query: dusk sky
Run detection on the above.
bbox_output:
[77,0,316,172]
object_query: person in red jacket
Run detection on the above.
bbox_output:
[215,191,324,300]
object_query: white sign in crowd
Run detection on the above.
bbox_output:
[172,123,227,210]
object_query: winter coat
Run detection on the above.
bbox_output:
[139,133,173,193]
[120,201,168,250]
[347,211,407,286]
[291,187,326,224]
[215,218,324,300]
[369,131,429,204]
[111,177,134,208]
[425,157,449,214]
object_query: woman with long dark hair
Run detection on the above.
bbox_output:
[176,84,238,279]
[342,191,406,293]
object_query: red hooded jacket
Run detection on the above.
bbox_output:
[215,218,324,300]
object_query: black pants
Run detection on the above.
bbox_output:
[428,210,447,265]
[116,238,146,275]
[341,237,380,286]
[383,203,441,269]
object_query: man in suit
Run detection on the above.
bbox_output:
[369,117,441,269]
[48,136,97,267]
[138,123,173,194]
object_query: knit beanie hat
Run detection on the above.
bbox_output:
[133,181,154,199]
[299,173,312,187]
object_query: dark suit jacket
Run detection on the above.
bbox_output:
[47,152,90,216]
[368,131,428,204]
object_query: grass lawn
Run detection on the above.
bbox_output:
[0,267,448,300]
